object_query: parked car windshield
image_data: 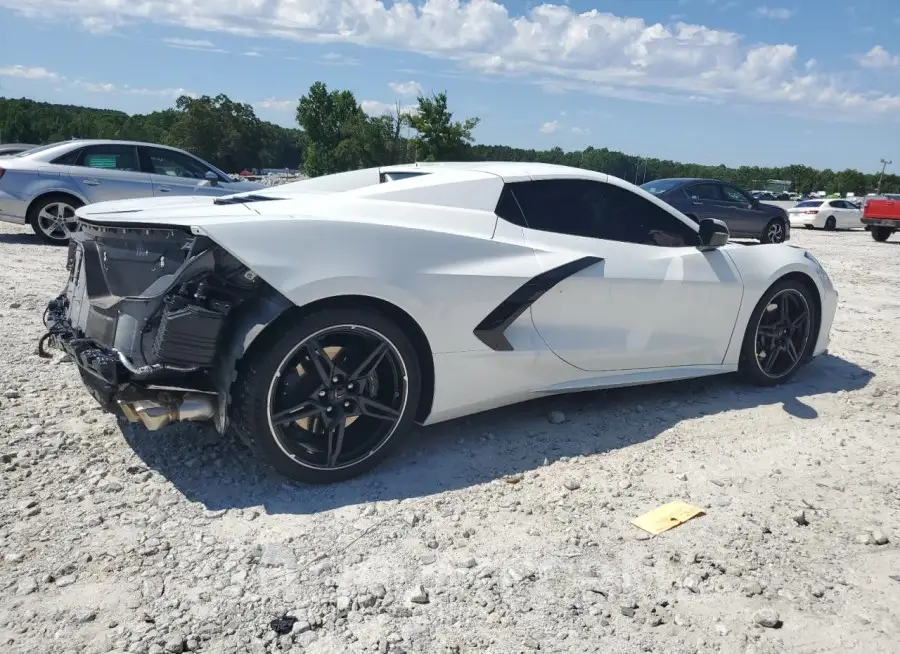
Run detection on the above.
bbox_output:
[795,200,824,208]
[640,180,683,195]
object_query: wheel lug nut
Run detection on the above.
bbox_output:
[332,377,340,384]
[318,390,326,397]
[344,401,350,408]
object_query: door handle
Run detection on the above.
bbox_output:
[82,178,100,186]
[158,186,171,193]
[692,201,703,206]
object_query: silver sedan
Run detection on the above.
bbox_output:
[0,139,265,243]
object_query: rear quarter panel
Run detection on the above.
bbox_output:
[863,199,900,220]
[196,194,547,355]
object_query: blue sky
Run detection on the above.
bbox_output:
[1,0,898,172]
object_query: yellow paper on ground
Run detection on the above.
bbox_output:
[631,501,705,535]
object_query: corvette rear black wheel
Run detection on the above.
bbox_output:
[738,280,817,386]
[231,308,422,484]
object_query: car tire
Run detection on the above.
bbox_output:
[872,226,893,242]
[28,194,84,245]
[738,279,818,387]
[824,216,836,231]
[230,307,422,484]
[761,217,787,244]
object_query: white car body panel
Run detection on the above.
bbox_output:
[73,162,838,426]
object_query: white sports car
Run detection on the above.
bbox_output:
[41,162,838,483]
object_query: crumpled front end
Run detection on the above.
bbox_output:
[40,217,266,432]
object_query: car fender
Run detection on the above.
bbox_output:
[25,179,89,211]
[721,243,832,365]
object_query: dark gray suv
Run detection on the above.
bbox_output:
[641,178,790,244]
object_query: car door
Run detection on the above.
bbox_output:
[719,183,765,236]
[69,144,154,204]
[832,200,859,228]
[503,178,744,372]
[139,146,234,197]
[681,182,731,223]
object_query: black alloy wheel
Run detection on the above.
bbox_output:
[267,326,408,470]
[824,216,836,231]
[231,308,422,484]
[739,280,817,386]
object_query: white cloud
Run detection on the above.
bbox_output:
[0,63,195,99]
[361,100,418,117]
[2,0,899,119]
[754,6,795,19]
[388,80,423,97]
[163,37,227,53]
[0,65,60,80]
[856,45,900,69]
[540,120,558,134]
[254,98,295,111]
[244,51,261,57]
[571,126,591,135]
[72,80,116,93]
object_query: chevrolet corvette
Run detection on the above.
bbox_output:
[40,162,838,483]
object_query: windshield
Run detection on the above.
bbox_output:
[795,200,823,208]
[640,180,682,195]
[7,141,69,158]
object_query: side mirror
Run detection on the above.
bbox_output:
[698,218,729,248]
[204,171,219,187]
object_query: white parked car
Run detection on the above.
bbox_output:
[41,162,838,484]
[788,199,863,231]
[0,139,265,243]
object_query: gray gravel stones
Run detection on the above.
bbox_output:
[752,607,782,628]
[1,224,900,653]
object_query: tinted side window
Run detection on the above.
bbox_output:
[144,147,215,180]
[685,183,722,201]
[51,148,83,166]
[494,185,527,226]
[720,184,750,204]
[510,179,698,247]
[75,145,140,171]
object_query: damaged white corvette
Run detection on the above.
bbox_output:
[41,162,838,483]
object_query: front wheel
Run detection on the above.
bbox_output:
[28,194,84,244]
[761,218,787,244]
[230,307,422,484]
[738,280,818,386]
[872,226,893,242]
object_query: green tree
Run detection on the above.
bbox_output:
[407,91,479,161]
[168,94,265,172]
[296,82,370,176]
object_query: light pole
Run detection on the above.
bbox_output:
[876,158,892,195]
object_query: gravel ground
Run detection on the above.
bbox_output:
[1,222,898,654]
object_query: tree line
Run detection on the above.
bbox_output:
[1,85,897,195]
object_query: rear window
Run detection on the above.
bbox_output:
[795,200,823,208]
[379,171,430,183]
[640,180,682,195]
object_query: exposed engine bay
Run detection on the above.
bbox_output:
[41,219,268,433]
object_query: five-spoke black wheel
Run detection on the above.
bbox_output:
[231,308,422,484]
[739,280,817,386]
